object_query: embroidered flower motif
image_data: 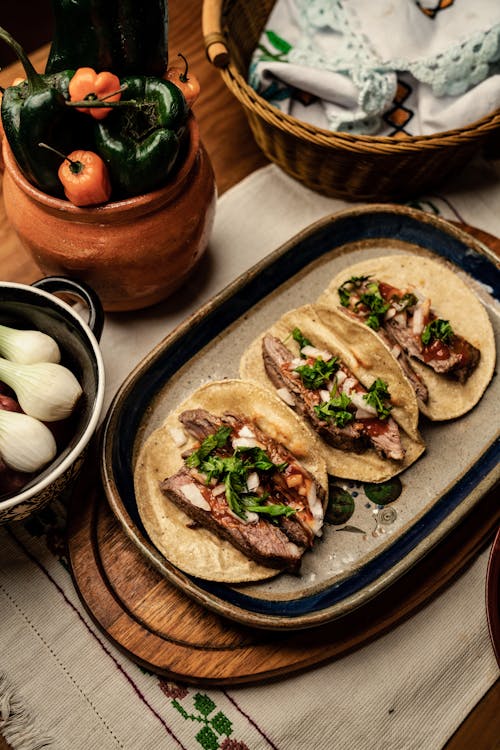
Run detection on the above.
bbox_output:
[220,740,250,750]
[158,680,189,700]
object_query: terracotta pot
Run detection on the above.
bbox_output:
[2,115,217,311]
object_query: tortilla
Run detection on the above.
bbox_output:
[318,254,496,420]
[134,379,329,583]
[239,304,425,482]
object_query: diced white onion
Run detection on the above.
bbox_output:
[246,471,260,491]
[342,377,357,395]
[212,483,226,497]
[300,345,333,361]
[336,370,347,386]
[306,481,324,536]
[384,307,396,320]
[291,358,303,368]
[238,425,255,439]
[276,387,295,406]
[169,426,187,447]
[412,304,425,335]
[394,311,407,327]
[320,389,330,402]
[227,507,259,524]
[232,436,258,449]
[350,391,377,416]
[179,483,211,511]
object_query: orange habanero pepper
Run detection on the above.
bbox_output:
[58,150,112,206]
[69,67,122,120]
[165,53,200,108]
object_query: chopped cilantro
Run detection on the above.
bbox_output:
[363,378,392,420]
[337,275,371,307]
[421,318,454,346]
[291,327,312,356]
[314,391,354,427]
[185,426,232,468]
[399,292,418,310]
[357,282,391,331]
[294,356,340,389]
[184,428,293,520]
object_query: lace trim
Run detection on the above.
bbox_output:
[251,0,500,125]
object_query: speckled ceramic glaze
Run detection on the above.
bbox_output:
[2,115,217,312]
[101,205,499,629]
[0,278,105,524]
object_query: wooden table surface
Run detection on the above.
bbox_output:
[0,2,498,748]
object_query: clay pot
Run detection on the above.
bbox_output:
[2,115,217,311]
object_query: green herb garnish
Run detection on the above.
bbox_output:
[363,378,392,420]
[398,292,418,310]
[184,429,293,520]
[314,391,354,427]
[291,327,312,356]
[185,425,232,468]
[421,318,454,346]
[294,356,340,389]
[338,275,370,307]
[357,282,391,331]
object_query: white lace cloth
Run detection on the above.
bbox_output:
[249,0,500,135]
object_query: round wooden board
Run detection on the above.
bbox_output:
[67,221,500,686]
[67,457,498,686]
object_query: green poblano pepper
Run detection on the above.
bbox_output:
[46,0,169,77]
[0,27,93,196]
[94,76,189,198]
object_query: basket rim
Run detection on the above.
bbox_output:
[221,61,500,153]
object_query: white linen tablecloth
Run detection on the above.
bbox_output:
[1,160,499,750]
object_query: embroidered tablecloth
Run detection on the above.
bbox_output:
[1,160,499,750]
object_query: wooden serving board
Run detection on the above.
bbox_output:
[66,221,500,686]
[67,447,499,686]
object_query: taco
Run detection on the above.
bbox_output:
[134,379,328,583]
[318,254,496,420]
[239,304,425,483]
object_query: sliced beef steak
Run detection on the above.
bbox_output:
[262,334,368,453]
[262,334,405,461]
[163,408,326,570]
[162,469,304,571]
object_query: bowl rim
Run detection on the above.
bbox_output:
[0,281,105,510]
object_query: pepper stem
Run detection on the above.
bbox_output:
[177,52,189,83]
[96,83,128,101]
[38,142,82,174]
[0,27,47,96]
[66,98,137,109]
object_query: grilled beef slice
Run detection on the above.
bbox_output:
[367,322,429,404]
[161,469,304,571]
[384,317,480,384]
[262,334,368,453]
[167,408,326,567]
[341,278,480,384]
[262,334,405,461]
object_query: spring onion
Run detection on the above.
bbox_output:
[0,357,82,421]
[0,323,60,364]
[0,409,57,472]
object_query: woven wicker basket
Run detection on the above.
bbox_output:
[202,0,500,201]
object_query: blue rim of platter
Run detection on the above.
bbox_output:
[105,205,500,624]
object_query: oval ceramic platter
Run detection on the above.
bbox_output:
[101,205,500,630]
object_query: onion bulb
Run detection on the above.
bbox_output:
[0,324,60,364]
[0,357,82,422]
[0,409,56,473]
